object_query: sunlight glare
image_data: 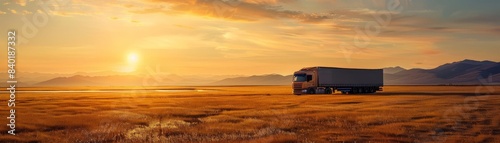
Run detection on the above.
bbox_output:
[128,53,139,64]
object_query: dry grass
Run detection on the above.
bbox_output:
[1,85,500,142]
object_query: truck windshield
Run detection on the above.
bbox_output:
[294,74,307,82]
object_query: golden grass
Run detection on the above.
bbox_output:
[0,85,499,142]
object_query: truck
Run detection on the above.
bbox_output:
[292,67,383,95]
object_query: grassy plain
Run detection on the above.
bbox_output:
[1,85,500,143]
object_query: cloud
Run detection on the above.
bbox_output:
[242,0,296,4]
[131,0,335,23]
[13,0,26,6]
[129,5,170,14]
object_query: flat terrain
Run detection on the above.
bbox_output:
[1,86,500,143]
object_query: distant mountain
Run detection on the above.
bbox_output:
[211,74,293,85]
[0,71,134,86]
[383,66,406,74]
[0,72,72,86]
[35,75,148,86]
[72,71,134,77]
[385,59,500,85]
[34,74,242,86]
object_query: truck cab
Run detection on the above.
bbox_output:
[293,67,326,95]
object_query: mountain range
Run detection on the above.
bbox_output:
[384,59,500,85]
[211,74,294,85]
[3,59,499,86]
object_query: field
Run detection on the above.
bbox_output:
[1,85,500,143]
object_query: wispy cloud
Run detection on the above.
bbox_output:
[130,0,337,23]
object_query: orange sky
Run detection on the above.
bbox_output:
[1,0,499,75]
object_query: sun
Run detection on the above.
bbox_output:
[127,53,139,64]
[121,53,139,72]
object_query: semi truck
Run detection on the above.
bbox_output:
[292,67,383,95]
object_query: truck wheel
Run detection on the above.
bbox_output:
[307,88,315,94]
[352,88,358,94]
[325,88,332,94]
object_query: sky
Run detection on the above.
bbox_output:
[1,0,499,75]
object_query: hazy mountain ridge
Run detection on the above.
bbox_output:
[382,66,406,74]
[211,74,294,85]
[16,59,500,86]
[384,59,500,85]
[0,71,242,86]
[33,74,234,86]
[35,75,146,86]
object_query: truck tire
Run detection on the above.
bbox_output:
[307,88,315,94]
[369,89,375,93]
[325,88,332,94]
[352,88,358,94]
[364,88,370,93]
